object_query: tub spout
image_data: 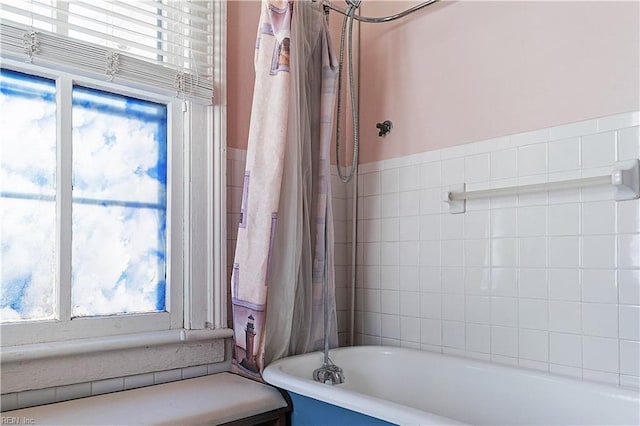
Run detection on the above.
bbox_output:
[313,363,345,385]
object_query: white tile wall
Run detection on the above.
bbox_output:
[350,112,640,389]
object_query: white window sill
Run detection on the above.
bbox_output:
[1,328,233,363]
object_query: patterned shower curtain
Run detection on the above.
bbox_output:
[231,0,339,379]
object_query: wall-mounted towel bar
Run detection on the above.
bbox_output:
[444,159,639,213]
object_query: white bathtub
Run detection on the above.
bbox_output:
[263,346,640,425]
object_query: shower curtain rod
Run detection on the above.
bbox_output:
[311,0,439,23]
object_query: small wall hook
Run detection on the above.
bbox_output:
[376,120,393,137]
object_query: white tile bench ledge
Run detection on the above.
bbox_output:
[3,373,289,425]
[1,328,234,363]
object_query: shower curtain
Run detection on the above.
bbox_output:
[231,0,339,379]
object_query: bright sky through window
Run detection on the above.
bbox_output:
[0,69,57,322]
[71,86,168,317]
[0,69,168,322]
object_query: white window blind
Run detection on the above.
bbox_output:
[0,0,214,103]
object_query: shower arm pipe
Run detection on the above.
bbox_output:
[313,0,440,23]
[349,162,358,345]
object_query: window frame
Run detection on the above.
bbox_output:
[0,60,186,345]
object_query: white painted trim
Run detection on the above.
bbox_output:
[186,103,211,329]
[182,99,193,329]
[1,313,171,346]
[1,328,232,363]
[168,100,186,330]
[57,74,73,322]
[212,0,228,330]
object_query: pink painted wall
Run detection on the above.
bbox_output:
[358,1,640,163]
[227,0,261,150]
[228,2,639,160]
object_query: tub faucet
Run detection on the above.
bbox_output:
[313,362,345,385]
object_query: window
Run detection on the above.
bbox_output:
[0,64,185,345]
[1,69,169,322]
[0,1,226,351]
[71,85,168,318]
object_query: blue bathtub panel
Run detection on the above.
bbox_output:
[289,391,395,426]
